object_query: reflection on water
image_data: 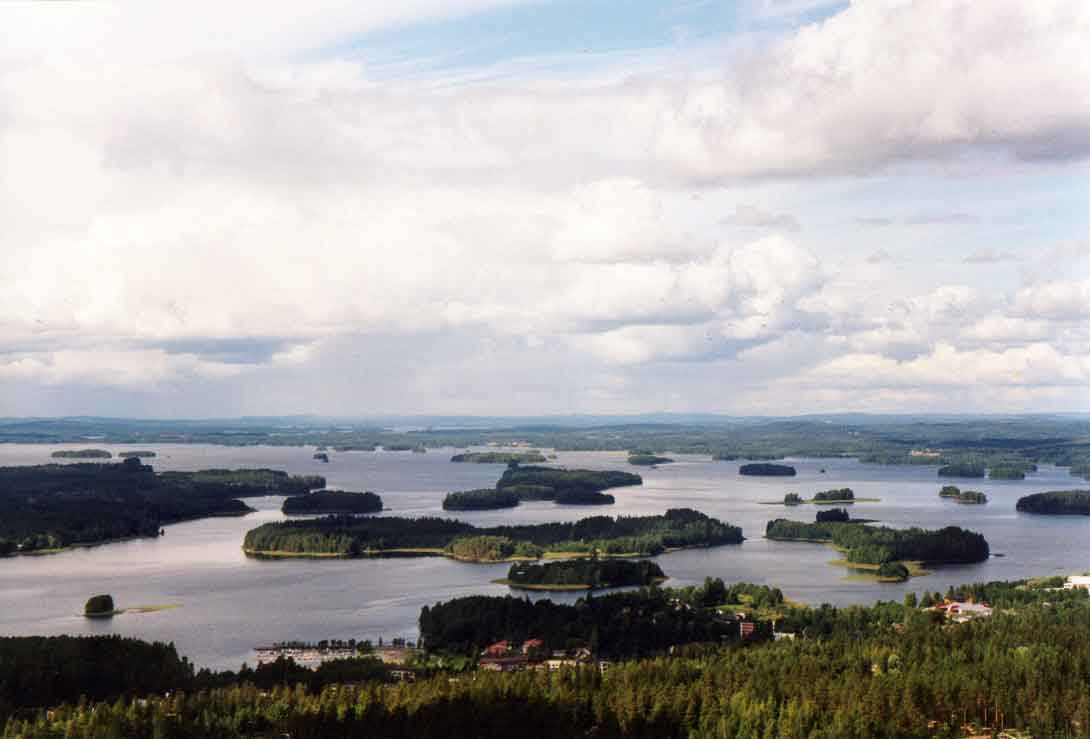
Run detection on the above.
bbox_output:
[1,443,1089,669]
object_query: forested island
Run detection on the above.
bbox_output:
[6,576,1090,738]
[766,518,989,579]
[496,465,641,497]
[440,465,638,510]
[937,461,986,478]
[500,558,666,590]
[739,463,796,476]
[0,460,324,555]
[119,450,156,458]
[1017,490,1090,515]
[450,451,547,464]
[50,449,111,459]
[443,488,520,510]
[777,488,870,505]
[282,490,383,515]
[627,452,673,466]
[83,594,115,618]
[939,486,987,504]
[242,508,743,561]
[312,452,329,462]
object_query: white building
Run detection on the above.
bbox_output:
[1064,575,1090,590]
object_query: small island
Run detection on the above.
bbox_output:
[119,450,157,459]
[499,558,667,591]
[772,488,873,505]
[939,486,987,504]
[450,451,547,464]
[443,489,520,511]
[938,462,986,478]
[243,508,744,561]
[1017,490,1090,515]
[51,449,112,459]
[312,452,330,463]
[740,463,796,477]
[84,594,116,618]
[627,452,674,467]
[282,490,383,515]
[812,488,854,504]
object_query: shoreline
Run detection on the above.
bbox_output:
[765,536,936,581]
[6,508,256,559]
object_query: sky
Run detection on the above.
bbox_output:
[0,0,1089,418]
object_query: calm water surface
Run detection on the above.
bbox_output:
[2,443,1089,669]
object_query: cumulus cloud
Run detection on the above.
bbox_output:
[1012,279,1090,320]
[0,0,1087,413]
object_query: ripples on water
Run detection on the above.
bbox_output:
[1,443,1088,669]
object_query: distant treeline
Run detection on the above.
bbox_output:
[243,508,744,560]
[0,461,324,555]
[766,519,989,566]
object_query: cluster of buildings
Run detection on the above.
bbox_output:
[477,640,610,673]
[1064,575,1090,589]
[933,600,993,623]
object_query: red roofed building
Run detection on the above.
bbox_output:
[482,640,512,657]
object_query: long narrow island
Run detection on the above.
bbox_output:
[242,508,743,562]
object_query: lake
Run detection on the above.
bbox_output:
[1,443,1088,670]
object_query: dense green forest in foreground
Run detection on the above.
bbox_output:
[5,578,1090,738]
[0,461,324,554]
[765,519,990,566]
[243,509,743,559]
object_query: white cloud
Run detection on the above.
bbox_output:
[0,0,1087,412]
[1012,279,1090,320]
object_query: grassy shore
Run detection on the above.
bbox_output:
[83,603,182,618]
[765,535,931,581]
[832,558,931,582]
